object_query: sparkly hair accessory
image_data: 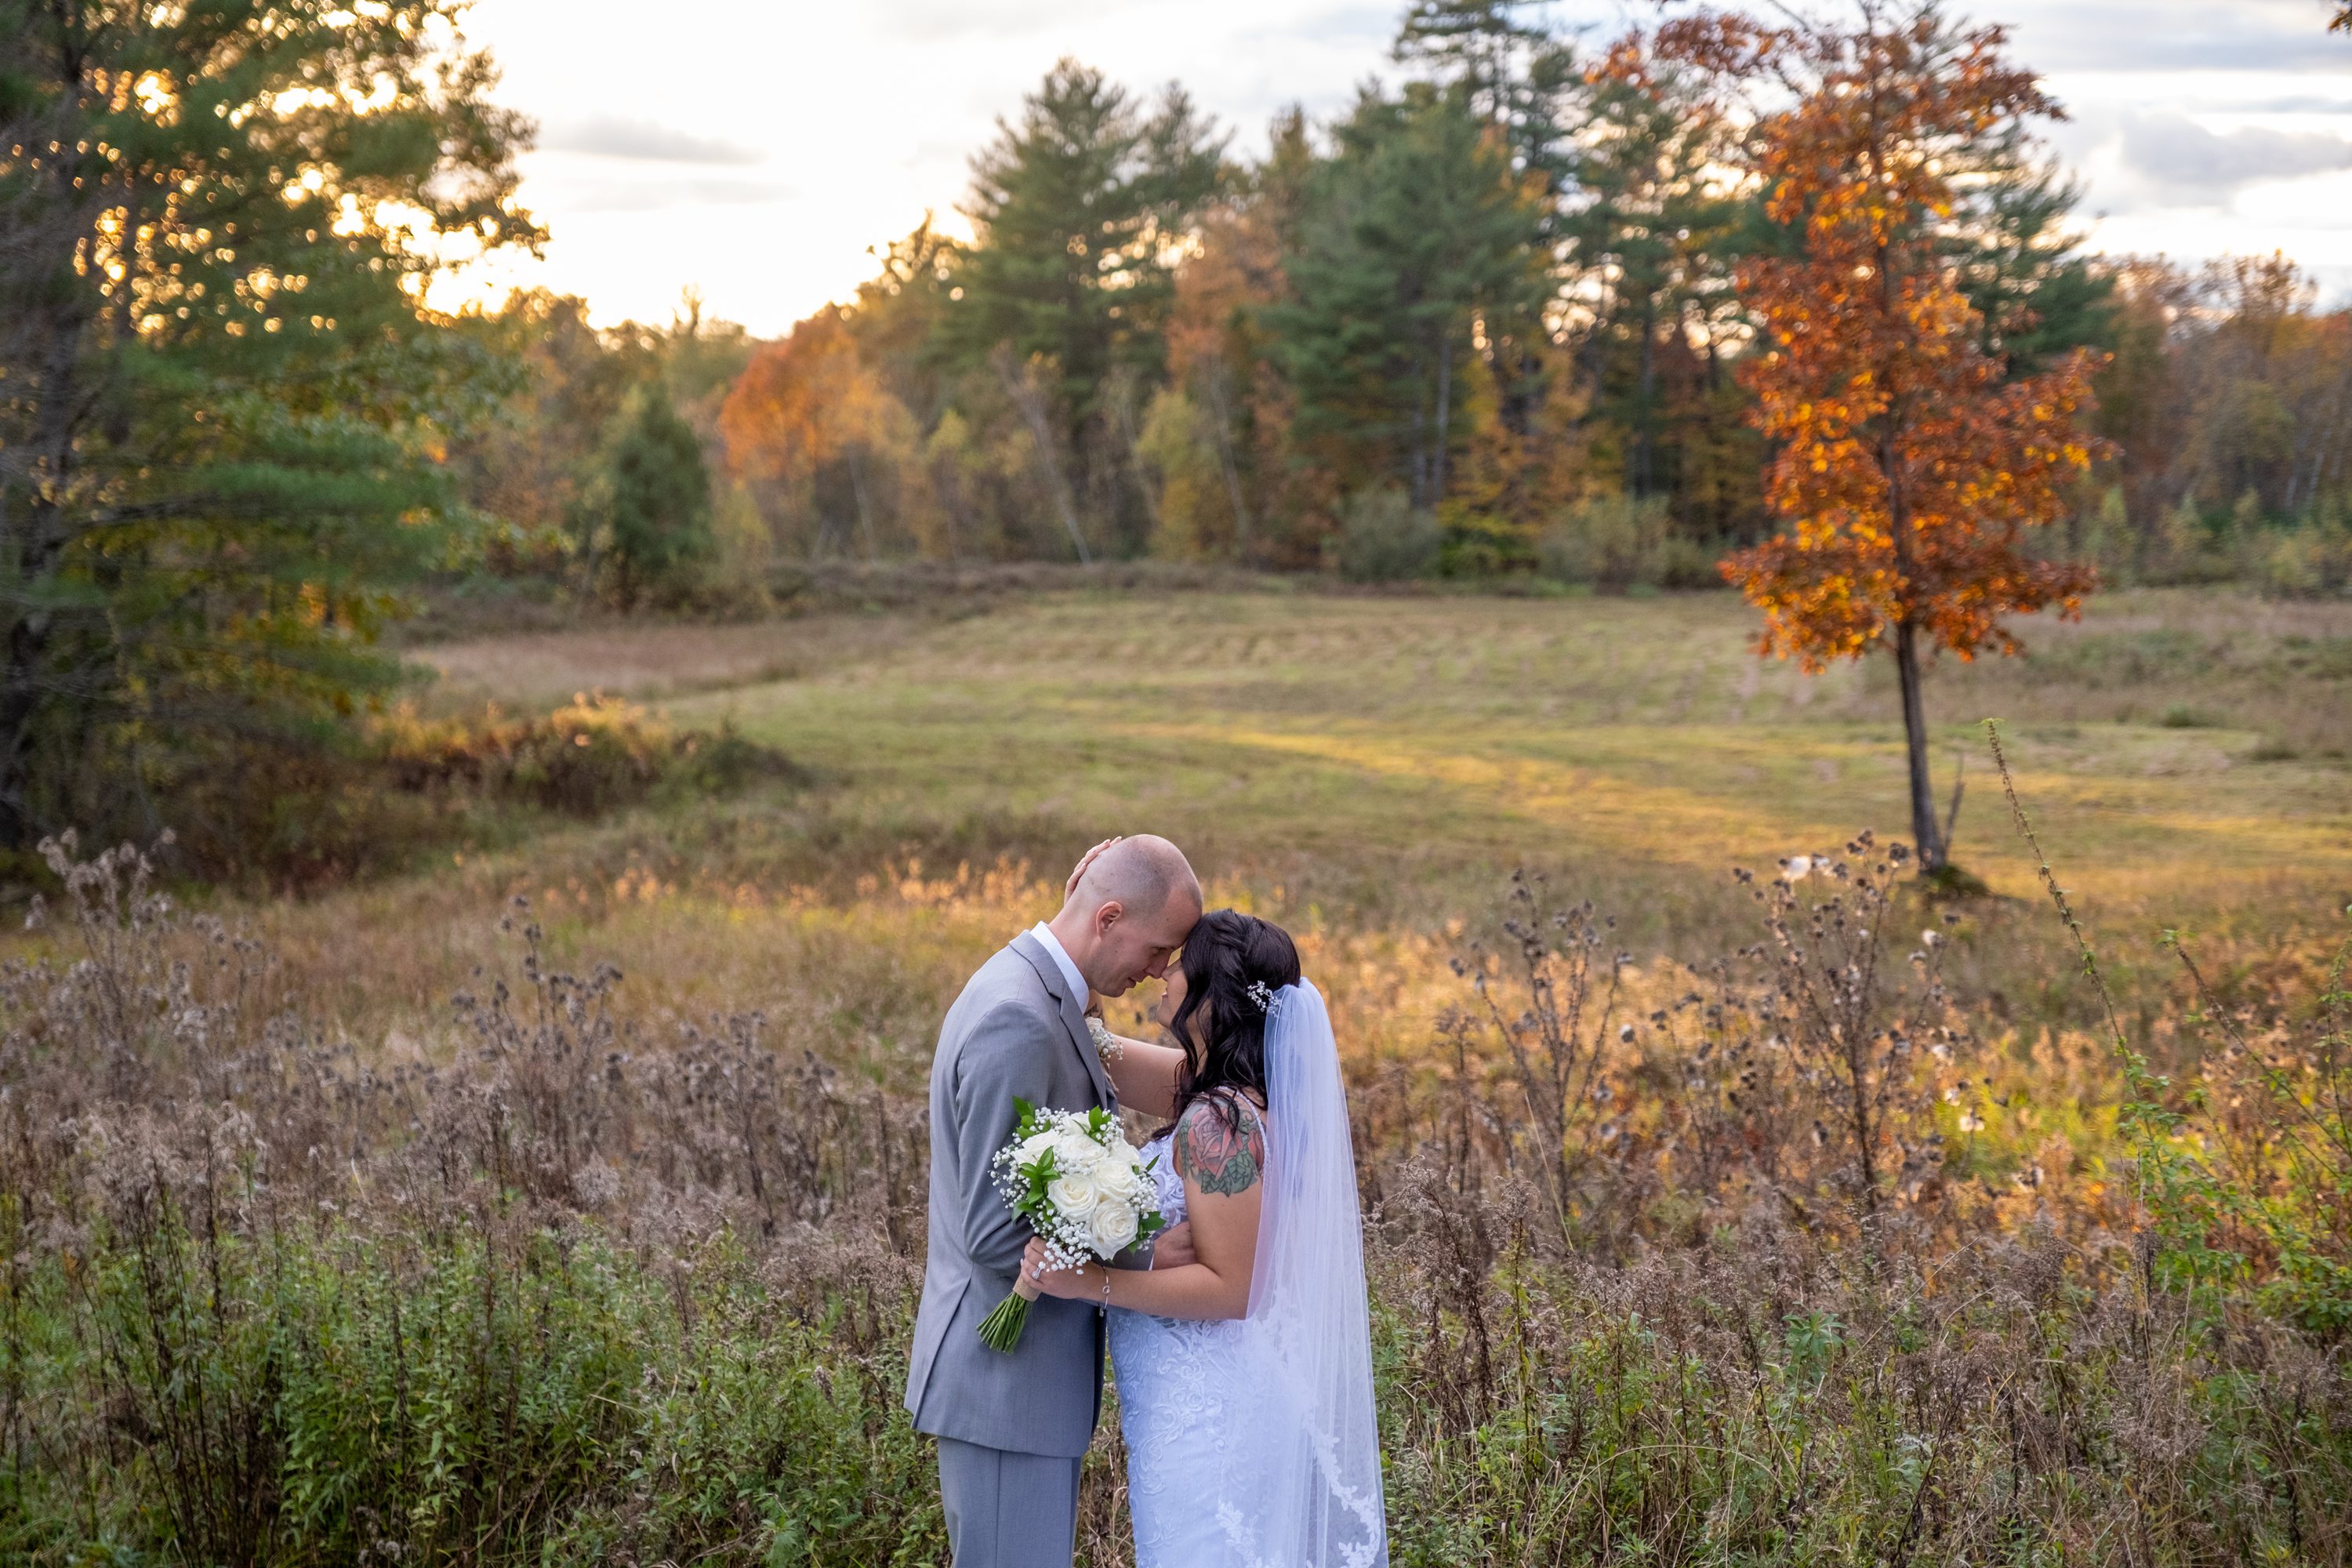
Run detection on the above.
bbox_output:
[1245,979,1274,1013]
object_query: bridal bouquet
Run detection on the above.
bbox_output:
[977,1100,1165,1352]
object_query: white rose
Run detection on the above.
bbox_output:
[1016,1131,1058,1169]
[1052,1127,1107,1174]
[1094,1163,1142,1203]
[1088,1198,1140,1255]
[1047,1170,1102,1218]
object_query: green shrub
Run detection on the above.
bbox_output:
[2256,495,2352,598]
[1334,488,1443,582]
[378,695,797,815]
[1536,493,1718,591]
[581,383,717,612]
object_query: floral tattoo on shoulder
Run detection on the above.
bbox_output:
[1174,1098,1265,1197]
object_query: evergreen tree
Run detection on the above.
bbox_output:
[1560,46,1757,513]
[1393,2,1582,452]
[1394,0,1581,197]
[0,0,536,850]
[1949,127,2115,378]
[590,384,714,609]
[944,60,1225,554]
[1272,82,1550,510]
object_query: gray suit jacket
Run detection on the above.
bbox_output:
[905,931,1117,1457]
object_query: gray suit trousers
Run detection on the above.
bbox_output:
[937,1436,1081,1568]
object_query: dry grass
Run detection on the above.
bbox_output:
[5,829,2348,1567]
[344,585,2350,1058]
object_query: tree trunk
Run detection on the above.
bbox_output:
[1633,293,1657,499]
[1893,618,1946,870]
[1108,372,1161,543]
[993,348,1091,564]
[1200,363,1252,554]
[1432,332,1454,507]
[848,452,880,561]
[1,281,100,849]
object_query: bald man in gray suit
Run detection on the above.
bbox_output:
[906,836,1202,1568]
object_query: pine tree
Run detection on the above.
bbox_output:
[592,385,715,609]
[1394,0,1581,195]
[0,0,536,849]
[1562,43,1757,512]
[1272,82,1550,511]
[1948,125,2114,378]
[944,60,1225,554]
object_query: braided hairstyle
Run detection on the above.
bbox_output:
[1167,908,1301,1132]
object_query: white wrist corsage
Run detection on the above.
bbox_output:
[1086,1015,1124,1063]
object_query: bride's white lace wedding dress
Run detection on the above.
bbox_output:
[1109,1126,1273,1565]
[1107,982,1388,1568]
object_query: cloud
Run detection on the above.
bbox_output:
[540,115,763,165]
[2116,113,2352,198]
[520,170,790,216]
[2223,95,2352,115]
[2013,0,2349,74]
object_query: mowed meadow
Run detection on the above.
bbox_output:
[361,579,2352,1051]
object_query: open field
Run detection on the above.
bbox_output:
[373,583,2352,1047]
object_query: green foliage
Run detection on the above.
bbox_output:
[2131,925,2352,1334]
[2255,495,2352,598]
[948,60,1225,413]
[379,695,797,817]
[0,0,539,852]
[1333,488,1444,582]
[1950,128,2117,379]
[5,1211,940,1566]
[1990,720,2352,1336]
[585,383,717,610]
[1536,493,1716,591]
[934,60,1227,560]
[1558,57,1759,518]
[1272,80,1551,510]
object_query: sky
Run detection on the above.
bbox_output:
[447,0,2352,336]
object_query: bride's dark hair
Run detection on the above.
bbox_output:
[1168,909,1301,1130]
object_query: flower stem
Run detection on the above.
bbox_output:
[976,1290,1031,1352]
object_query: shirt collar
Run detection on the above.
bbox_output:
[1027,920,1088,1004]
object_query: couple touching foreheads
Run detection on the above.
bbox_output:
[904,833,1388,1568]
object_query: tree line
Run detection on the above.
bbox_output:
[696,1,2350,595]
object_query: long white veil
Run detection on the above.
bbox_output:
[1243,979,1388,1568]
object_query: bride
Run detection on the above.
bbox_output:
[1019,903,1388,1568]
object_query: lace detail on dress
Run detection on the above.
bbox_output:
[1109,1131,1262,1568]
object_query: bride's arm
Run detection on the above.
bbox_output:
[1024,1097,1261,1321]
[1089,1016,1186,1119]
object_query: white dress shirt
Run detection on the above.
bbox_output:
[1027,920,1088,1004]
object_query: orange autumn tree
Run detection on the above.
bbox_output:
[720,306,918,557]
[1663,5,2106,874]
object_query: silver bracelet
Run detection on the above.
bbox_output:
[1086,1015,1123,1063]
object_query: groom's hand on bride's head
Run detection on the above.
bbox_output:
[1065,837,1120,898]
[1148,1221,1196,1270]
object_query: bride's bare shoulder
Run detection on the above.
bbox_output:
[1172,1091,1266,1197]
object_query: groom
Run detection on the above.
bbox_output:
[906,834,1202,1568]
